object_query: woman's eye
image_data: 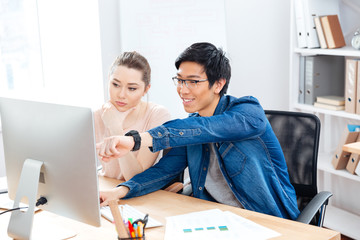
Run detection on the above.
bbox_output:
[129,88,137,91]
[112,82,120,87]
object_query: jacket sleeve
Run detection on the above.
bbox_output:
[118,146,187,198]
[148,96,267,152]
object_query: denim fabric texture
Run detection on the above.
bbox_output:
[119,95,300,220]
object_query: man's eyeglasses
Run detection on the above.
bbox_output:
[172,77,208,89]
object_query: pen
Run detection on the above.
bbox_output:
[128,220,136,238]
[108,200,130,238]
[133,223,138,237]
[137,222,143,237]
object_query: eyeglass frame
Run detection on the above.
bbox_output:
[172,76,208,89]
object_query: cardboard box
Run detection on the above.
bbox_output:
[332,125,360,170]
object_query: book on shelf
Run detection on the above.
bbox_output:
[314,16,327,49]
[300,0,340,49]
[313,102,345,111]
[320,15,346,49]
[316,95,345,106]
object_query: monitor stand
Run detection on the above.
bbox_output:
[7,159,78,240]
[7,159,43,240]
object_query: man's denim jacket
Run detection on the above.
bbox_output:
[120,95,300,220]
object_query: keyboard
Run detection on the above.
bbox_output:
[101,204,162,228]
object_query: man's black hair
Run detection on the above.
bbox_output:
[175,42,231,96]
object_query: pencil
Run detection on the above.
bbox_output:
[108,200,130,238]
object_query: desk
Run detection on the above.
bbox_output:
[1,176,340,240]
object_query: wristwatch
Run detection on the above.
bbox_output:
[125,130,141,151]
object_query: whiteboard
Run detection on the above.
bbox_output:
[119,0,227,119]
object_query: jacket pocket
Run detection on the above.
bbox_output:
[219,142,247,177]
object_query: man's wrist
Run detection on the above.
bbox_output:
[125,130,141,151]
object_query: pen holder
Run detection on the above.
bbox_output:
[118,214,147,240]
[118,236,145,240]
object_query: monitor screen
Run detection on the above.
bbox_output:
[0,97,101,239]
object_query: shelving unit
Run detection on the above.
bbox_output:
[290,0,360,238]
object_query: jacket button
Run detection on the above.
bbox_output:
[203,167,206,171]
[179,131,184,135]
[157,132,162,137]
[199,187,202,191]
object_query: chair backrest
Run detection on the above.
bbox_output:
[264,110,321,212]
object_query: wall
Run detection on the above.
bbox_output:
[225,0,290,110]
[98,0,290,117]
[97,0,290,113]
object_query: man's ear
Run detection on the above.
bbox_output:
[214,78,226,94]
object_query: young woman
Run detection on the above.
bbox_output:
[94,51,171,181]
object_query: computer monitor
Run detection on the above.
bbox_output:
[0,97,101,239]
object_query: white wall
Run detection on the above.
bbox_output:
[97,0,290,113]
[225,0,290,110]
[97,0,122,101]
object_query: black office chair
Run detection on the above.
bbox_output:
[265,110,332,227]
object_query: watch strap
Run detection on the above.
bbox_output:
[125,130,141,151]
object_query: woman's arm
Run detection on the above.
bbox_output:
[118,146,160,181]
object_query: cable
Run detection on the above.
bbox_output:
[0,197,48,215]
[0,207,28,215]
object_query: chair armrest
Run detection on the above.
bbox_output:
[163,182,184,193]
[296,191,332,225]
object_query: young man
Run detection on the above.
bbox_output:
[97,42,300,220]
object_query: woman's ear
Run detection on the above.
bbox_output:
[144,84,151,96]
[214,79,226,94]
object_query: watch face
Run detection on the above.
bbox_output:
[352,35,360,50]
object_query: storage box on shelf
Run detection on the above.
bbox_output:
[290,0,360,238]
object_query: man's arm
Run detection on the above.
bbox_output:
[99,146,187,206]
[96,132,153,162]
[97,97,266,160]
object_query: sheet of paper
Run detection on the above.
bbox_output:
[164,209,280,240]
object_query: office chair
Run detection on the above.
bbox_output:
[265,110,332,227]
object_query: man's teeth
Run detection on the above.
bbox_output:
[184,99,192,102]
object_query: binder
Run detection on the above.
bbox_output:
[314,16,327,48]
[302,0,320,48]
[345,59,358,114]
[301,0,340,49]
[355,159,360,175]
[356,61,360,114]
[294,0,307,48]
[304,55,345,105]
[332,124,360,170]
[298,56,305,103]
[320,15,346,49]
[346,152,360,174]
